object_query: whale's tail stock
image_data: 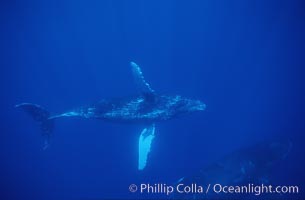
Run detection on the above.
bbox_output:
[15,103,54,150]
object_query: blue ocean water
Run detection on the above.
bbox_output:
[0,0,304,199]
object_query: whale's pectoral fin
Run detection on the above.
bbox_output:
[130,62,155,94]
[138,123,155,170]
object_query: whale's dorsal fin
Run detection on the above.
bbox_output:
[130,62,155,94]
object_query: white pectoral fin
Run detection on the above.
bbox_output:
[138,123,155,170]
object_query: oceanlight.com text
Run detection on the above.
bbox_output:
[129,183,299,196]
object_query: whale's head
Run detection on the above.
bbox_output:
[165,95,206,117]
[182,98,206,112]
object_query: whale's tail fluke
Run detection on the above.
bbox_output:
[15,103,54,149]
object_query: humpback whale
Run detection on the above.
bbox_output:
[173,140,292,199]
[16,62,206,170]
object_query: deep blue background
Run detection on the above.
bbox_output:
[0,0,304,199]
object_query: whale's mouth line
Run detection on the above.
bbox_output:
[189,101,206,111]
[197,103,206,111]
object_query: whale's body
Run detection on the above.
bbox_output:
[16,62,206,170]
[51,94,205,122]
